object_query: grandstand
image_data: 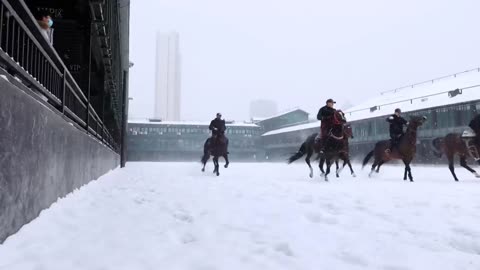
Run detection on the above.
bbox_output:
[261,68,480,162]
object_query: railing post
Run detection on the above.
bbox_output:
[62,69,66,114]
[86,22,93,134]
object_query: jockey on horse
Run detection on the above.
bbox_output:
[316,99,346,154]
[387,108,408,152]
[462,114,480,161]
[208,113,229,154]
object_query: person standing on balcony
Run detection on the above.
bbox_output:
[36,12,54,45]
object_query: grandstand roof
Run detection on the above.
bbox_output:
[262,68,480,137]
[128,120,259,127]
[255,108,309,123]
[262,121,319,136]
[345,68,480,122]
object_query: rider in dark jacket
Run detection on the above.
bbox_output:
[209,113,229,153]
[316,99,338,153]
[386,108,408,150]
[209,113,226,137]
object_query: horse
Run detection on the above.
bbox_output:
[201,135,229,176]
[287,125,353,178]
[318,124,356,178]
[320,123,351,181]
[362,115,427,182]
[432,133,480,181]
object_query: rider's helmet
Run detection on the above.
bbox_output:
[216,113,222,119]
[395,108,401,114]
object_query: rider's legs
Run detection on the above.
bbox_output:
[389,133,401,151]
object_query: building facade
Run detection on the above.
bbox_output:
[128,120,262,161]
[154,32,181,121]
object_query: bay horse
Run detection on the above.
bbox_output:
[318,124,356,178]
[362,115,427,181]
[431,133,480,181]
[320,123,350,181]
[201,135,229,176]
[287,124,354,179]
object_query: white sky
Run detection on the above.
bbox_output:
[128,0,480,121]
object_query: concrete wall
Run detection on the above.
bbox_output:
[0,74,120,243]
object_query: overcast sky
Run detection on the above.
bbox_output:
[128,0,480,121]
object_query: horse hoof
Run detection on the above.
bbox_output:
[201,168,205,172]
[309,174,313,178]
[474,172,480,178]
[320,173,325,177]
[224,164,229,168]
[324,176,329,182]
[336,174,339,178]
[352,173,357,178]
[216,172,220,176]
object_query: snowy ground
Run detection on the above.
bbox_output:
[1,162,480,270]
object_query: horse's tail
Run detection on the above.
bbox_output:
[201,138,210,163]
[287,142,307,164]
[431,137,444,158]
[362,150,374,169]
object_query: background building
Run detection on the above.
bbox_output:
[154,32,181,121]
[128,120,261,161]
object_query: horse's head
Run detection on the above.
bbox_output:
[344,124,353,139]
[408,115,428,128]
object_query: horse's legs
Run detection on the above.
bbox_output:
[346,159,356,177]
[201,154,210,172]
[319,157,326,176]
[306,150,313,178]
[446,153,458,181]
[213,156,220,176]
[369,160,378,178]
[376,161,385,173]
[403,159,413,182]
[459,155,479,178]
[223,154,230,168]
[335,159,340,178]
[325,159,332,181]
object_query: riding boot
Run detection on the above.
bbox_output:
[319,139,326,154]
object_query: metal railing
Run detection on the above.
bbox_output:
[0,0,118,151]
[379,68,480,95]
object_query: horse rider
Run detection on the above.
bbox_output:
[316,99,345,153]
[386,108,408,151]
[209,113,229,152]
[462,114,480,161]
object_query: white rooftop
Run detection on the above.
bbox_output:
[345,68,480,122]
[128,119,259,128]
[256,108,308,123]
[262,68,480,137]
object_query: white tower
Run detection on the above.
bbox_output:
[154,32,181,121]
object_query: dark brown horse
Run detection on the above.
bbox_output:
[362,115,427,181]
[431,133,480,181]
[201,135,229,176]
[287,124,354,179]
[320,123,350,181]
[318,124,355,178]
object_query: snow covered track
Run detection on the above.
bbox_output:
[1,163,480,270]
